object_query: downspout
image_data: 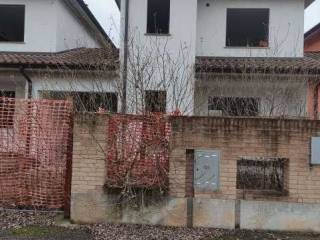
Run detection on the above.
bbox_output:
[186,149,195,228]
[315,81,320,120]
[20,67,33,99]
[121,0,129,113]
[19,67,33,160]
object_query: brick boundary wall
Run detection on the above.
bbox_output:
[71,114,108,223]
[71,114,320,231]
[170,117,320,203]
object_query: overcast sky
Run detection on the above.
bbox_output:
[83,0,120,45]
[84,0,320,47]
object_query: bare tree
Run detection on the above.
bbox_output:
[27,30,319,208]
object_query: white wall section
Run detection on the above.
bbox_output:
[0,0,103,52]
[196,0,305,57]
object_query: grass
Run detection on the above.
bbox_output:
[8,226,57,238]
[5,225,93,240]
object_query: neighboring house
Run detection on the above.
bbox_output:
[0,0,118,112]
[305,23,320,52]
[306,51,320,119]
[116,0,320,118]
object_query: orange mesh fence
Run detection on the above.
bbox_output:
[106,114,171,189]
[0,98,73,209]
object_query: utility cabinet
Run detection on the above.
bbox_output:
[194,150,220,192]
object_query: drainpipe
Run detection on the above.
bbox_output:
[20,67,32,99]
[19,67,33,158]
[121,0,129,114]
[186,149,195,228]
[315,81,320,120]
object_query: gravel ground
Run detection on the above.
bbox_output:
[0,210,92,240]
[1,209,320,240]
[86,223,222,240]
[0,209,58,231]
[216,230,320,240]
[85,224,320,240]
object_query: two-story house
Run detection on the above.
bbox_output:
[116,0,320,119]
[305,22,320,52]
[0,0,118,112]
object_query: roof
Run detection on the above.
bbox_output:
[305,0,316,8]
[0,48,119,70]
[115,0,314,9]
[306,51,320,61]
[69,0,116,49]
[196,55,320,75]
[305,23,320,40]
[115,0,120,9]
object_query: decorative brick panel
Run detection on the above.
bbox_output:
[170,117,320,203]
[71,115,320,206]
[72,115,107,194]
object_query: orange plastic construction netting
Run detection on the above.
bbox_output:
[106,114,171,189]
[0,98,73,209]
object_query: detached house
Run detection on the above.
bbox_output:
[305,22,320,52]
[117,0,320,118]
[0,0,118,112]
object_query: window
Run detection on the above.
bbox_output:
[147,0,170,34]
[0,5,25,42]
[73,92,118,112]
[0,91,15,128]
[237,158,287,193]
[40,91,118,113]
[0,91,15,98]
[208,97,259,116]
[226,8,269,47]
[145,90,166,113]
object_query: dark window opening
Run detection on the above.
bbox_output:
[0,5,25,42]
[0,91,15,98]
[226,8,269,47]
[147,0,170,34]
[208,97,259,116]
[0,91,15,128]
[145,90,166,113]
[237,158,287,192]
[41,91,118,113]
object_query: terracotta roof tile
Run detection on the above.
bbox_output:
[0,48,119,70]
[196,55,320,75]
[306,51,320,62]
[305,22,320,39]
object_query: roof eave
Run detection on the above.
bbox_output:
[0,63,117,71]
[195,56,320,76]
[115,0,120,9]
[305,0,315,8]
[65,0,116,49]
[115,0,313,10]
[305,22,320,39]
